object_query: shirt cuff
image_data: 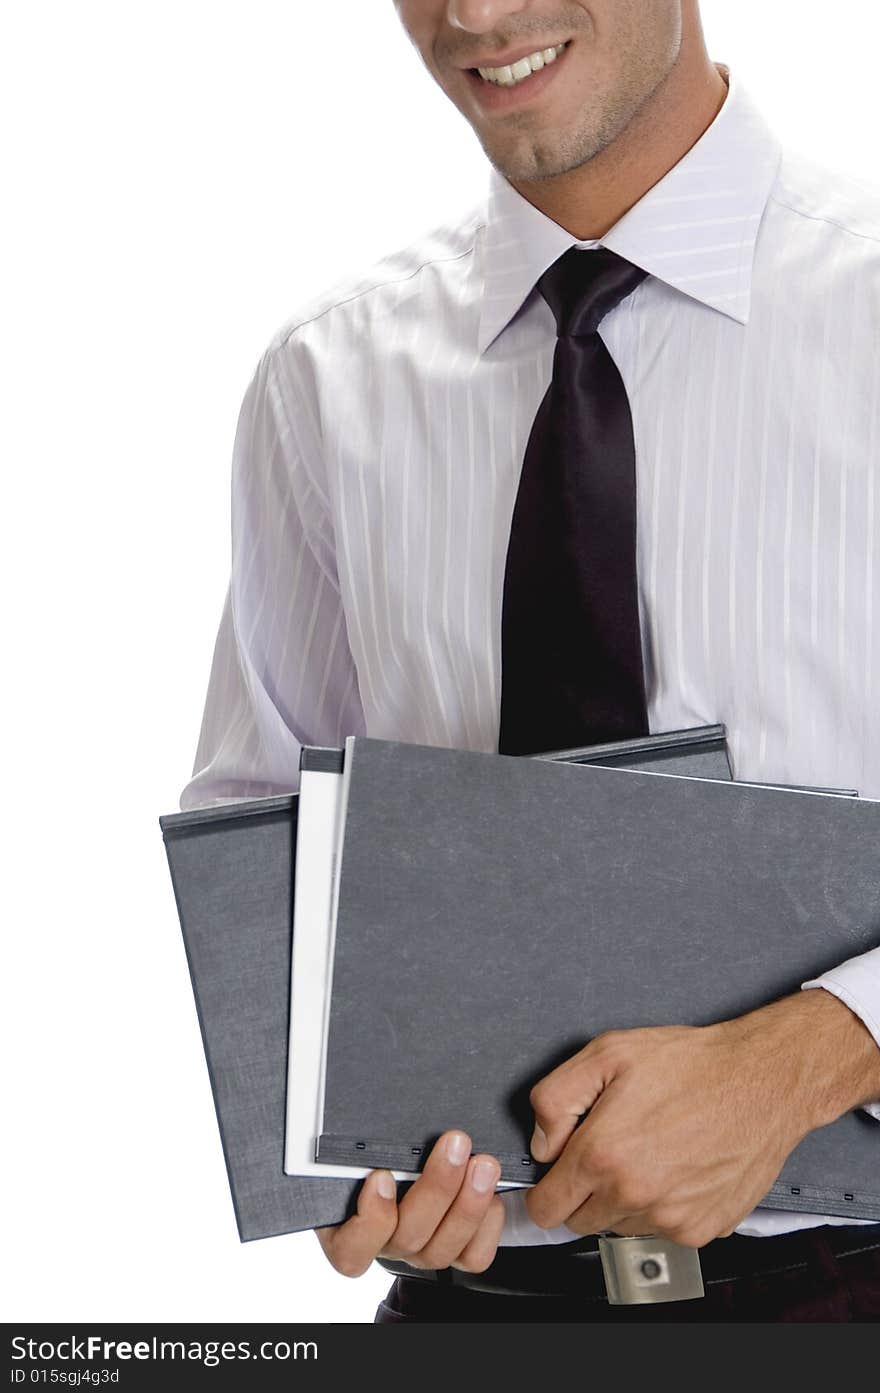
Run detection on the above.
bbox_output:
[802,945,880,1122]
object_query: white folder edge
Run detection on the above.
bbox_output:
[283,745,520,1187]
[283,757,394,1181]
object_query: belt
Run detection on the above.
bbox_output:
[378,1225,880,1302]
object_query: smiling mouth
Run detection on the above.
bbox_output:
[470,41,569,89]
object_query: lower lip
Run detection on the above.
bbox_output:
[463,45,569,112]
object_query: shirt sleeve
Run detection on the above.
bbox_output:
[802,947,880,1122]
[178,344,363,811]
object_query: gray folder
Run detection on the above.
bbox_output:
[318,737,880,1221]
[159,725,733,1239]
[159,794,359,1239]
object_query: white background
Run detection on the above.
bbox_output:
[3,2,878,1324]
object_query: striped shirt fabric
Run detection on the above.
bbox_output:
[178,63,880,1242]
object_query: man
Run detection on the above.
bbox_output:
[179,0,880,1320]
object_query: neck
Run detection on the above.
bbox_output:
[508,52,729,241]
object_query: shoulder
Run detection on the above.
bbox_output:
[755,148,880,338]
[236,199,485,478]
[767,145,880,250]
[262,201,485,363]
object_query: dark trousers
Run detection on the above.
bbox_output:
[374,1229,880,1322]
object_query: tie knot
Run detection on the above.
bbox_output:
[538,246,648,338]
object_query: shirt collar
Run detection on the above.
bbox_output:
[477,64,782,355]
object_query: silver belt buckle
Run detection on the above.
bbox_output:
[597,1234,705,1305]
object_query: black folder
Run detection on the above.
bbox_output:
[159,725,734,1239]
[317,737,880,1221]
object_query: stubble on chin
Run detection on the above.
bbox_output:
[478,109,617,184]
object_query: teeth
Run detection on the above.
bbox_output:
[477,42,566,87]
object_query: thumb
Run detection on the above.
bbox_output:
[529,1043,613,1162]
[315,1168,399,1276]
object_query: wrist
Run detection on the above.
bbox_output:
[718,988,880,1134]
[797,987,880,1124]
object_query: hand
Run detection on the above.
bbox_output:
[315,1129,504,1277]
[524,989,879,1248]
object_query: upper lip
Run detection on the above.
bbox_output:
[459,40,569,70]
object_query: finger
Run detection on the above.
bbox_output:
[317,1168,398,1277]
[562,1191,630,1237]
[616,1209,727,1248]
[385,1130,474,1258]
[451,1193,506,1273]
[525,1125,604,1230]
[407,1155,501,1270]
[602,1213,656,1238]
[528,1038,617,1162]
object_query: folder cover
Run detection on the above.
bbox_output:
[317,737,880,1221]
[159,795,360,1239]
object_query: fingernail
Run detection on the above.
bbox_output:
[471,1159,499,1194]
[445,1132,470,1166]
[531,1125,547,1158]
[376,1171,396,1200]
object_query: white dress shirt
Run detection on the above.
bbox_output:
[178,63,880,1244]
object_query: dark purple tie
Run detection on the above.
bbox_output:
[498,246,650,756]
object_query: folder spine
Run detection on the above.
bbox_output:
[300,746,346,774]
[533,724,728,767]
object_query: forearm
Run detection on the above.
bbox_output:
[721,987,880,1135]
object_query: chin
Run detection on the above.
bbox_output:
[486,134,600,185]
